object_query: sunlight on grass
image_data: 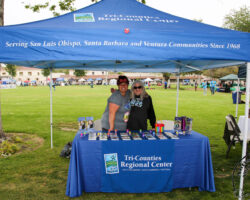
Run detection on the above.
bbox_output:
[0,85,249,200]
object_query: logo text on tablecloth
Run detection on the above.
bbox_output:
[120,154,173,172]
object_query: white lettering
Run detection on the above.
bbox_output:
[5,41,28,48]
[209,43,225,48]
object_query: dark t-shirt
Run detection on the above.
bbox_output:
[127,95,156,131]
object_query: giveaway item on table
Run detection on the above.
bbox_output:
[131,132,142,140]
[174,116,193,134]
[78,116,94,130]
[155,123,164,133]
[144,132,156,140]
[164,131,179,139]
[156,133,168,140]
[186,118,193,134]
[88,132,97,140]
[110,133,119,140]
[78,117,86,130]
[86,117,94,129]
[120,132,131,140]
[100,132,108,140]
[174,117,182,132]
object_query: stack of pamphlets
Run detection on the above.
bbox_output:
[144,132,156,140]
[88,132,97,140]
[120,132,131,140]
[164,132,179,139]
[100,133,108,140]
[157,133,168,140]
[131,132,142,140]
[110,133,119,140]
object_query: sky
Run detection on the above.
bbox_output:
[4,0,250,27]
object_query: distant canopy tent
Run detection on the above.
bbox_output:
[78,78,86,82]
[96,78,102,81]
[1,78,15,84]
[0,0,250,197]
[87,78,94,82]
[56,77,64,81]
[144,78,153,82]
[219,74,243,81]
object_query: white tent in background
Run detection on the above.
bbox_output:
[144,78,153,82]
[109,79,117,85]
[78,78,86,82]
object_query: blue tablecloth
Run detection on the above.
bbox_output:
[66,131,215,197]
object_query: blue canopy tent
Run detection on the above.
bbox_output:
[56,77,64,81]
[0,0,250,197]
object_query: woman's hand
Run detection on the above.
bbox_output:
[109,103,120,130]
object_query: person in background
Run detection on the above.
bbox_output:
[127,80,156,131]
[202,81,207,95]
[101,76,130,131]
[164,81,168,89]
[195,81,198,91]
[210,79,217,95]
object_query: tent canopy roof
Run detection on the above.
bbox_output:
[0,0,249,73]
[219,74,244,81]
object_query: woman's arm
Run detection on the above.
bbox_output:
[147,96,156,128]
[109,102,120,130]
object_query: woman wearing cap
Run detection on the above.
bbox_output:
[101,76,131,131]
[127,80,156,131]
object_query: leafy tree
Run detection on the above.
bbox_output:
[6,64,16,78]
[162,72,171,80]
[223,6,250,32]
[203,66,238,79]
[24,0,146,16]
[74,69,86,77]
[42,68,51,77]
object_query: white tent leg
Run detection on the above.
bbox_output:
[106,71,108,85]
[176,73,180,117]
[50,68,53,149]
[238,62,250,200]
[235,78,240,119]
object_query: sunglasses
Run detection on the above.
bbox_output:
[133,86,142,89]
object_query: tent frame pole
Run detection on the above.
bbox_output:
[235,78,240,119]
[50,68,53,149]
[106,71,108,85]
[238,62,250,200]
[176,69,180,117]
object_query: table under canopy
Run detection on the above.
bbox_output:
[66,130,215,197]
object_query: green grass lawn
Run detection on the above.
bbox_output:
[0,85,249,200]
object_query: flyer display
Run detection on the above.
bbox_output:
[164,132,179,139]
[144,132,156,140]
[157,133,168,140]
[131,132,142,140]
[88,132,97,140]
[120,132,131,140]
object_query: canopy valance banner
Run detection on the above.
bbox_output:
[0,0,249,72]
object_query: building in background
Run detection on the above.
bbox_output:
[0,65,214,86]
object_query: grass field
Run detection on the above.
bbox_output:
[0,85,249,200]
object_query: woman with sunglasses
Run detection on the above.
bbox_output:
[101,76,131,131]
[127,80,156,131]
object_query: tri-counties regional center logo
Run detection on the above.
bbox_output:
[104,153,119,174]
[74,13,95,22]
